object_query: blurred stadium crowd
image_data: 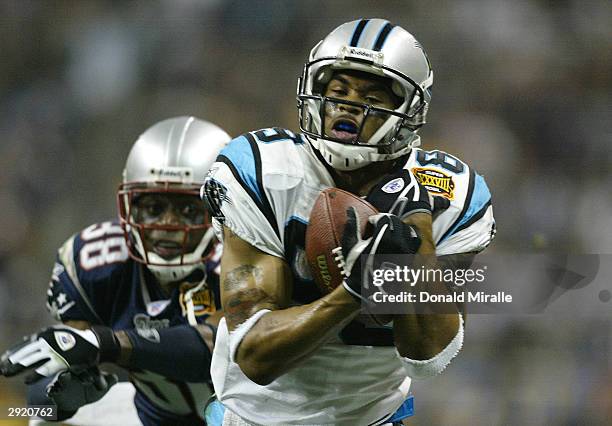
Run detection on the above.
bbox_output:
[0,1,610,424]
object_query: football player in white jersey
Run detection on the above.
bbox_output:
[203,18,495,426]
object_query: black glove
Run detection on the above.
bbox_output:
[0,325,119,383]
[366,168,450,218]
[46,367,118,412]
[338,208,421,303]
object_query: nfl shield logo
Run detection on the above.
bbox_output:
[54,331,76,351]
[382,178,405,194]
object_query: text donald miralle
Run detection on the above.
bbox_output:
[369,264,513,304]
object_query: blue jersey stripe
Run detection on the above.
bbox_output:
[439,173,491,243]
[218,136,262,203]
[388,394,414,422]
[218,133,281,240]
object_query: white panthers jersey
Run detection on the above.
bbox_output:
[204,128,495,425]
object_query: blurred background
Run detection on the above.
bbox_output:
[0,0,610,424]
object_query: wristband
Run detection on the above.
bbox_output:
[90,326,120,363]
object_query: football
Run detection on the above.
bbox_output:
[305,187,378,294]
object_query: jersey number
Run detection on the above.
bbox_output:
[79,222,128,270]
[416,150,465,174]
[253,128,303,144]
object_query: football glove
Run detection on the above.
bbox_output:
[0,325,119,383]
[46,367,118,412]
[366,168,450,218]
[339,208,421,303]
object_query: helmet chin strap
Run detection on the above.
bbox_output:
[183,270,208,326]
[308,132,421,171]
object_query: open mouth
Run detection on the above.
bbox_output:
[152,240,184,259]
[330,119,359,142]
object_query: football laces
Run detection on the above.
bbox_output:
[332,247,348,277]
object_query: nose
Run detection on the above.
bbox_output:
[338,97,363,116]
[158,207,181,225]
[338,101,362,116]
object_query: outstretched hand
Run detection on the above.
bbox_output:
[0,325,104,384]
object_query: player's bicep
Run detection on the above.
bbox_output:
[221,226,292,332]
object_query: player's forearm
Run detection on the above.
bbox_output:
[393,265,460,360]
[393,227,461,359]
[235,286,359,385]
[67,319,215,382]
[393,313,460,359]
[114,324,213,382]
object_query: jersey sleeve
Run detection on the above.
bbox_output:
[203,132,296,258]
[46,221,129,324]
[47,236,102,323]
[435,172,496,256]
[408,149,496,256]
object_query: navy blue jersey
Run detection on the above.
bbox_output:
[46,220,221,424]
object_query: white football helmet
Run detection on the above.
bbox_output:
[297,18,434,170]
[117,116,231,283]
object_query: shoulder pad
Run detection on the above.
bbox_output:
[406,149,494,254]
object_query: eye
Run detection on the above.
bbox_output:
[365,96,382,103]
[327,85,348,97]
[180,203,204,221]
[133,197,167,223]
[145,201,165,217]
[181,204,196,217]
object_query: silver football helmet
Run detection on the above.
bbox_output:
[117,116,231,283]
[297,18,434,170]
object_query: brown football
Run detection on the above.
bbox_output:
[305,187,378,295]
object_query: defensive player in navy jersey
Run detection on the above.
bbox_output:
[1,116,231,425]
[202,19,495,425]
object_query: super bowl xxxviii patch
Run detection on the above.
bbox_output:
[411,167,455,200]
[179,283,217,317]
